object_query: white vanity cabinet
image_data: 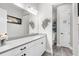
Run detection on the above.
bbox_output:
[0,8,7,33]
[0,36,46,56]
[23,36,46,56]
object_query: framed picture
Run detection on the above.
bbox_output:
[7,15,22,24]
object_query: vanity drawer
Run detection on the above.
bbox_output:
[0,44,28,56]
[21,37,46,56]
[21,39,46,56]
[28,37,46,48]
[20,44,45,56]
[27,45,45,56]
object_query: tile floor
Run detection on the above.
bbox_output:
[53,46,73,56]
[42,46,72,56]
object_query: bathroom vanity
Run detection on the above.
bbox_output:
[0,34,47,56]
[0,6,47,56]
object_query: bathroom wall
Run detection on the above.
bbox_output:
[38,3,53,54]
[0,3,29,39]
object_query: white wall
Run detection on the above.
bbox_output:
[38,4,53,54]
[0,3,29,39]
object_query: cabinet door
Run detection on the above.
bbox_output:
[24,37,46,56]
[24,45,43,56]
[0,8,7,33]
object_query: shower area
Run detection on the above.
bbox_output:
[52,3,73,56]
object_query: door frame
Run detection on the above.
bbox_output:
[72,3,79,56]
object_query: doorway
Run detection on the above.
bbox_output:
[53,3,73,56]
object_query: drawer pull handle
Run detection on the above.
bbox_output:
[41,42,43,44]
[24,47,26,49]
[24,53,26,56]
[21,54,26,56]
[20,47,26,50]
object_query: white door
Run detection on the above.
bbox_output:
[57,4,72,48]
[0,8,7,33]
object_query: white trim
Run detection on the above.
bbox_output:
[72,3,79,56]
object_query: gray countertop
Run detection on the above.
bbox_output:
[8,33,39,41]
